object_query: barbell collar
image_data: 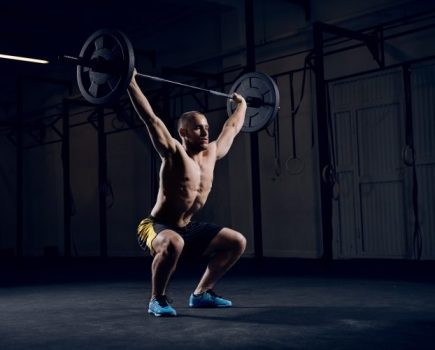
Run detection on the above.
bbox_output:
[60,55,121,74]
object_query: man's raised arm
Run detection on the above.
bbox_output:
[215,93,247,160]
[128,70,177,157]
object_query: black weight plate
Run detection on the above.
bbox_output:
[77,29,134,106]
[227,72,280,132]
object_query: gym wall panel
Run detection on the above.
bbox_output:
[257,68,322,258]
[360,182,408,256]
[69,121,99,257]
[23,144,64,256]
[357,104,403,179]
[226,132,255,256]
[330,69,410,259]
[410,61,435,259]
[356,103,410,257]
[106,127,154,257]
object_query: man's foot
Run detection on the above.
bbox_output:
[189,290,232,308]
[148,295,177,317]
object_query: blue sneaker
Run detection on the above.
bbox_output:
[189,290,232,308]
[148,295,177,317]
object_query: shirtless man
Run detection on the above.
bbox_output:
[128,69,247,317]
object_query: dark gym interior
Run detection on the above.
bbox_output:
[1,0,435,349]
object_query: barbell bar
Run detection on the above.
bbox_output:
[136,73,232,99]
[1,28,280,132]
[62,54,233,98]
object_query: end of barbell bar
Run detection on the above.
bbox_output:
[0,53,49,64]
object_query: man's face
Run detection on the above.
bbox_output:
[182,114,209,151]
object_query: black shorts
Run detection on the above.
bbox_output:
[137,216,223,258]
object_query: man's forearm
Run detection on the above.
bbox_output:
[226,101,247,134]
[128,79,156,123]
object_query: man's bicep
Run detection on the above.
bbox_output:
[145,117,178,156]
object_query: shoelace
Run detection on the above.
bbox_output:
[205,289,221,298]
[152,295,173,307]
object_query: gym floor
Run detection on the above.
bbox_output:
[1,258,435,350]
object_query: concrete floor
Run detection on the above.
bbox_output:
[1,258,435,349]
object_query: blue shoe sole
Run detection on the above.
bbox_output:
[189,300,232,308]
[189,304,231,308]
[148,309,177,317]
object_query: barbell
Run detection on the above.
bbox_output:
[4,28,281,132]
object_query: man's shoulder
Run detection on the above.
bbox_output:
[159,139,184,159]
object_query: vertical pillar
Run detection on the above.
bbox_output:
[97,108,108,257]
[245,0,263,259]
[402,63,422,259]
[16,78,23,257]
[313,22,333,260]
[62,100,71,257]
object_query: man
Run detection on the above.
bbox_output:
[128,69,248,317]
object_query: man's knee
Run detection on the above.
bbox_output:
[154,232,185,258]
[234,231,247,254]
[222,228,247,254]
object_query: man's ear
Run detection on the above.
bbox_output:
[179,127,186,138]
